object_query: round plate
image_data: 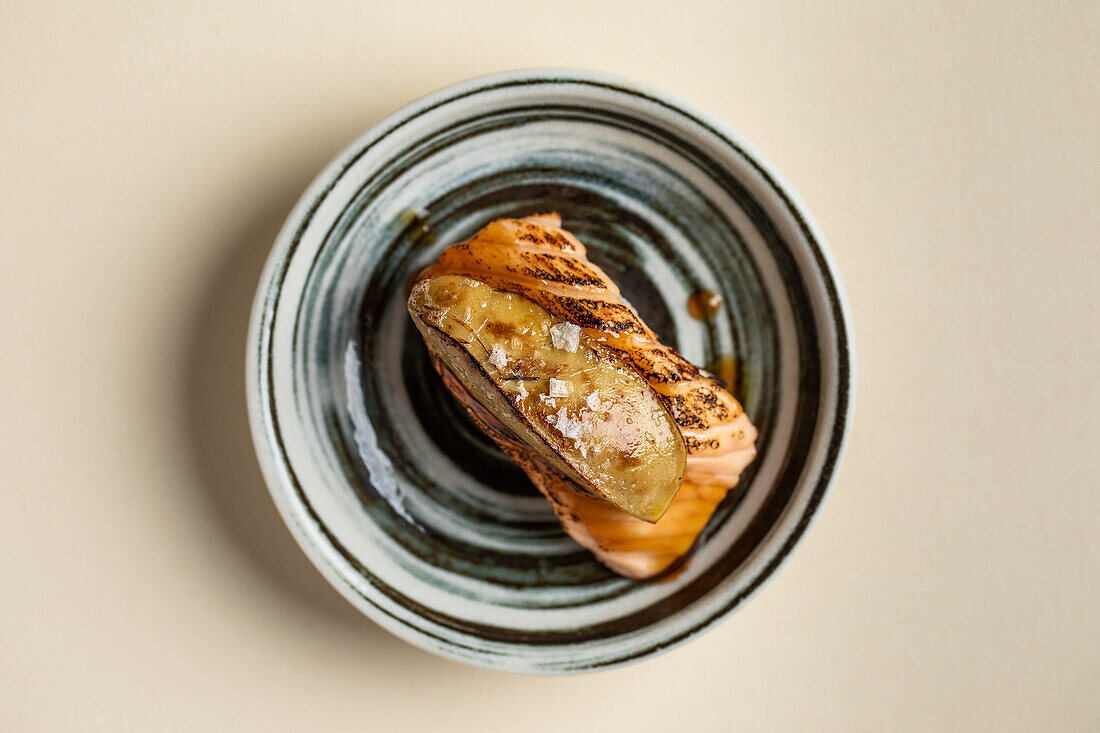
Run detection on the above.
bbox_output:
[246,69,853,674]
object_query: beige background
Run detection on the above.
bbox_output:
[3,1,1097,730]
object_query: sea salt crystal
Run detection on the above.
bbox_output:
[488,344,508,370]
[549,322,581,352]
[553,407,583,441]
[548,378,570,398]
[586,392,601,411]
[540,394,556,408]
[516,381,528,400]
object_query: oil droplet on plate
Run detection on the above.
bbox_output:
[399,207,435,248]
[687,289,722,321]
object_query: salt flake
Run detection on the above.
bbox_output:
[548,378,571,398]
[488,344,508,370]
[553,407,583,441]
[586,392,601,411]
[549,322,581,352]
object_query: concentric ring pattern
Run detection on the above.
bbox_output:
[246,69,853,673]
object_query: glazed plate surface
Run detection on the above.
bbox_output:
[246,69,853,673]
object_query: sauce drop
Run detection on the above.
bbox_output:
[706,354,739,393]
[687,289,722,321]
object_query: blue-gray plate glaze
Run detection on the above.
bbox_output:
[246,69,853,674]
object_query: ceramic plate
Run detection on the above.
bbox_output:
[246,69,853,673]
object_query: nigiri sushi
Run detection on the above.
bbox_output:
[407,213,757,579]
